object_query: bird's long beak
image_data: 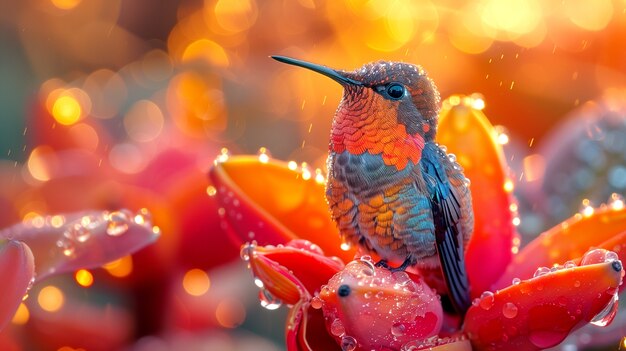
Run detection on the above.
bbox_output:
[271,56,363,86]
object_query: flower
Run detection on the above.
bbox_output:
[210,95,626,350]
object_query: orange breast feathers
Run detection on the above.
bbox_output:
[330,94,425,171]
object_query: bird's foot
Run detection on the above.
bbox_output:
[374,257,412,272]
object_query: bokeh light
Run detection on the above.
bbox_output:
[102,256,133,278]
[182,268,211,296]
[38,285,65,312]
[75,269,94,287]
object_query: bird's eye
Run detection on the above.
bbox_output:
[386,83,405,100]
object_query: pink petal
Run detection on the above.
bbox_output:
[1,209,159,282]
[464,254,623,350]
[495,206,626,290]
[319,259,443,350]
[0,240,34,331]
[437,95,519,298]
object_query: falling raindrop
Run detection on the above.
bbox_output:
[340,335,357,351]
[590,292,618,327]
[258,289,282,310]
[106,211,129,236]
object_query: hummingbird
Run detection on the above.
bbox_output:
[271,56,474,314]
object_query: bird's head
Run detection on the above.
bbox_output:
[272,56,440,168]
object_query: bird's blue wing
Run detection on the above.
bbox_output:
[422,145,470,315]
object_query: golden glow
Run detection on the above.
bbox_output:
[75,269,94,287]
[52,95,82,126]
[215,298,246,328]
[565,0,613,31]
[123,100,164,142]
[27,145,55,182]
[51,0,81,10]
[287,161,298,171]
[213,0,258,33]
[206,185,217,196]
[581,199,595,218]
[182,268,211,296]
[50,215,65,228]
[503,179,514,193]
[38,286,65,312]
[181,39,230,67]
[11,303,29,325]
[103,256,133,278]
[479,0,542,38]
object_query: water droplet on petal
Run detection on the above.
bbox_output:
[502,302,518,318]
[64,223,91,243]
[257,147,271,163]
[331,318,346,336]
[533,266,551,278]
[479,291,495,310]
[512,277,521,285]
[106,211,129,236]
[590,292,618,327]
[258,289,282,310]
[447,153,457,162]
[574,280,581,288]
[340,335,357,351]
[56,239,75,257]
[579,199,595,217]
[391,322,406,336]
[311,296,323,309]
[240,242,255,261]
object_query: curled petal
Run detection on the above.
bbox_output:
[320,259,443,350]
[287,300,341,351]
[464,257,623,350]
[595,230,626,292]
[0,209,159,282]
[0,240,34,331]
[243,241,344,304]
[437,95,518,297]
[495,206,626,289]
[210,156,355,262]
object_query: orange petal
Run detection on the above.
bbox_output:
[0,240,34,331]
[210,156,356,262]
[495,206,626,289]
[594,230,626,292]
[437,95,518,298]
[464,257,623,350]
[243,241,344,304]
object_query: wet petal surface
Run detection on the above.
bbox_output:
[242,240,344,305]
[0,209,159,281]
[495,206,626,289]
[286,300,341,351]
[0,240,35,331]
[319,258,443,350]
[464,253,623,350]
[437,95,518,298]
[210,156,356,262]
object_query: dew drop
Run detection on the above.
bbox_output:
[574,280,581,288]
[590,292,618,327]
[463,177,471,187]
[240,243,255,261]
[80,215,101,230]
[106,211,129,236]
[311,296,323,309]
[258,289,282,310]
[253,278,264,288]
[340,335,357,351]
[557,296,568,306]
[447,153,457,162]
[391,322,406,336]
[512,277,521,285]
[64,223,91,243]
[533,266,551,278]
[56,239,75,257]
[502,302,518,318]
[479,291,495,310]
[330,318,346,336]
[579,199,595,217]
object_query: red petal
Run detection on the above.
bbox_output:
[286,300,341,351]
[210,156,356,262]
[0,240,34,331]
[244,241,344,303]
[495,206,626,289]
[464,258,623,350]
[437,95,518,298]
[594,230,626,292]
